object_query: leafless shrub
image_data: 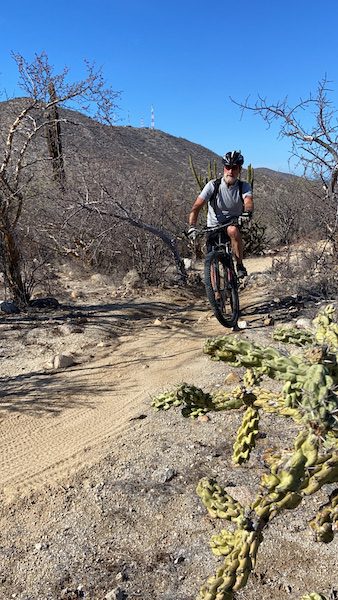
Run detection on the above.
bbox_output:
[272,240,338,298]
[0,52,120,305]
[232,77,338,249]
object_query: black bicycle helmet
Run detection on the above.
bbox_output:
[222,150,244,167]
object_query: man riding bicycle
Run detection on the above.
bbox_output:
[188,150,254,278]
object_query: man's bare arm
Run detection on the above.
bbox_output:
[188,196,205,226]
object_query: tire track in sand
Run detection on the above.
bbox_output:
[0,315,226,500]
[0,257,270,501]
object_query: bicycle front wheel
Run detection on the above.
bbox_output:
[204,252,239,328]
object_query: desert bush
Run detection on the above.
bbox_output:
[272,240,338,299]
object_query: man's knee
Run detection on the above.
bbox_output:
[227,225,240,239]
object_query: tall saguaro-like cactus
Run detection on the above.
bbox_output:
[246,163,254,190]
[45,82,66,190]
[189,155,219,192]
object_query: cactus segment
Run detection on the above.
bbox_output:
[232,406,260,464]
[196,529,262,599]
[273,326,315,346]
[196,478,245,523]
[309,488,338,543]
[300,594,327,600]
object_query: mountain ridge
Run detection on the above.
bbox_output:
[0,97,296,185]
[0,97,310,268]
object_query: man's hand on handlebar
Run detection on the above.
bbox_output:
[187,226,198,241]
[238,211,253,226]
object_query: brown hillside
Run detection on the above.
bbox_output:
[0,98,315,284]
[0,97,304,208]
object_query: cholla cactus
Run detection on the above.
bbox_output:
[300,594,327,600]
[204,307,338,435]
[152,304,338,600]
[152,382,214,418]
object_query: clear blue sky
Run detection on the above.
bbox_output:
[0,0,337,173]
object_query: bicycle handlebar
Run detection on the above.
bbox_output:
[195,221,237,236]
[186,214,251,239]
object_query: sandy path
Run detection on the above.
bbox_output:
[0,308,224,500]
[0,258,271,501]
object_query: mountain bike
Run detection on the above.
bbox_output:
[193,216,249,328]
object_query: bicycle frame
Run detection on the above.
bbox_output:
[194,222,240,328]
[198,222,238,273]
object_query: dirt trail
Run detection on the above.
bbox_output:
[1,256,338,600]
[0,258,270,501]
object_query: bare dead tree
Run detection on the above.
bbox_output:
[232,76,338,244]
[110,203,187,284]
[75,182,188,284]
[46,163,188,285]
[0,52,120,306]
[231,78,338,297]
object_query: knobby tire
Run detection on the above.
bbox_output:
[204,251,239,328]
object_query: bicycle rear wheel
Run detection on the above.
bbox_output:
[204,251,239,328]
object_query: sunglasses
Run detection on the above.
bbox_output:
[224,164,240,170]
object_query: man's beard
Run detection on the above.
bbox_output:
[224,174,237,185]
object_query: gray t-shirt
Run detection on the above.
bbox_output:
[199,178,253,227]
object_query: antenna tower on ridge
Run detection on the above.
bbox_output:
[151,105,155,130]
